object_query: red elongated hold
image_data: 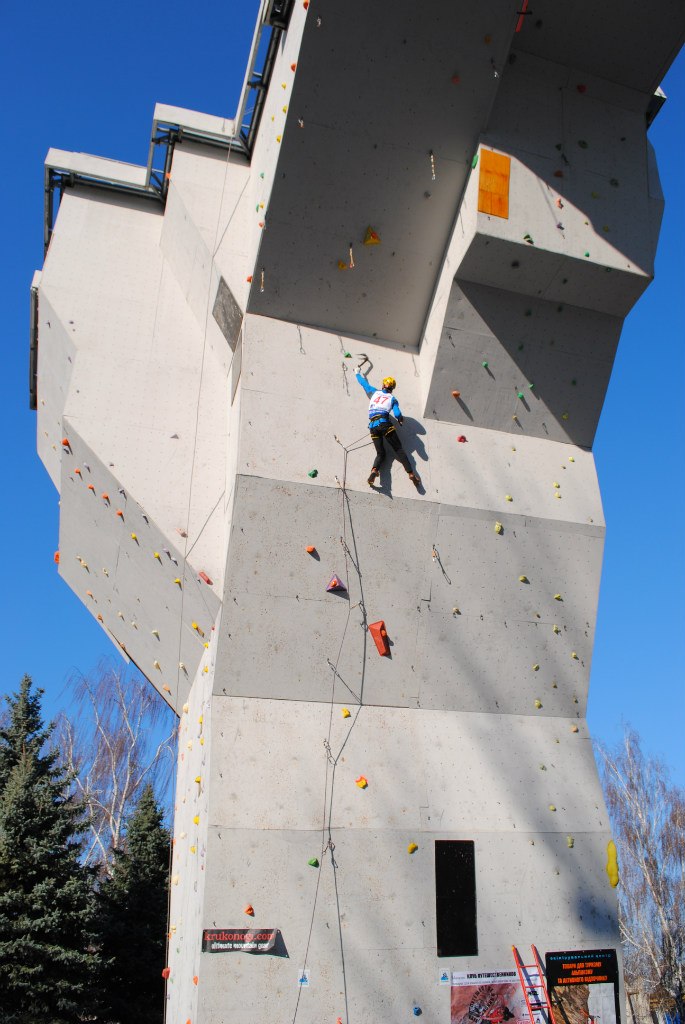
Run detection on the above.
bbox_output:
[199,571,213,585]
[162,966,171,980]
[303,0,309,7]
[368,619,390,656]
[457,435,468,443]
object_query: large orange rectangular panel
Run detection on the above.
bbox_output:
[478,149,511,219]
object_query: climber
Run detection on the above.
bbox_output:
[355,366,421,489]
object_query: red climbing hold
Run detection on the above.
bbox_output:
[457,435,468,443]
[199,571,213,585]
[326,575,347,593]
[451,74,461,84]
[554,170,564,178]
[162,967,171,980]
[576,83,587,93]
[369,620,390,656]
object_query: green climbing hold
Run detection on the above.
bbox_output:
[518,344,524,351]
[308,469,318,478]
[471,153,479,169]
[259,172,265,179]
[584,251,590,258]
[517,391,524,400]
[482,360,489,368]
[344,352,352,358]
[308,857,320,868]
[528,383,535,390]
[571,379,577,386]
[578,139,588,148]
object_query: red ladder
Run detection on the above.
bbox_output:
[512,945,556,1024]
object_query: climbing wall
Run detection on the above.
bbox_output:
[32,1,684,1022]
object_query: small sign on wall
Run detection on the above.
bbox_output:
[201,928,280,954]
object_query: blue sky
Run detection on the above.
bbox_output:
[1,2,682,784]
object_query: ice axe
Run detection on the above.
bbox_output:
[356,353,372,374]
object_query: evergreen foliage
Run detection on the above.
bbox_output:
[96,783,170,1024]
[0,675,99,1023]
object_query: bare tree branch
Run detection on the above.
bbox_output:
[595,728,684,1020]
[54,660,176,873]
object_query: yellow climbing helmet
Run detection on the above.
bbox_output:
[382,376,397,391]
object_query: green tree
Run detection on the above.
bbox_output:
[0,675,99,1023]
[96,783,170,1023]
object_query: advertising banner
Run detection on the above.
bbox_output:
[201,928,280,954]
[545,949,621,1024]
[451,971,530,1024]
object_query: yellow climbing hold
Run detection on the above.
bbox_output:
[570,724,579,733]
[568,456,575,462]
[562,412,569,420]
[192,622,205,637]
[131,532,138,540]
[151,629,160,638]
[154,552,161,561]
[342,708,351,718]
[363,226,381,246]
[153,660,161,670]
[553,624,561,634]
[494,521,503,534]
[174,578,182,586]
[567,836,575,848]
[183,703,189,713]
[606,840,619,887]
[193,815,200,825]
[163,684,171,693]
[534,699,542,708]
[407,842,418,855]
[554,593,562,601]
[549,805,557,812]
[519,575,529,583]
[505,494,513,502]
[195,776,202,784]
[571,651,579,660]
[553,482,560,488]
[533,664,540,672]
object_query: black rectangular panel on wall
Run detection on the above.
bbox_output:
[435,840,478,957]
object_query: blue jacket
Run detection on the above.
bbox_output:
[356,373,403,426]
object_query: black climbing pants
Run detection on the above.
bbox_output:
[370,422,412,474]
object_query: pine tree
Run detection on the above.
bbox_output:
[0,675,100,1023]
[97,783,170,1023]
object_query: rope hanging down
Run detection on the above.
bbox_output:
[291,435,374,1024]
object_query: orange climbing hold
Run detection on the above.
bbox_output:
[368,620,390,656]
[193,975,199,986]
[162,967,171,980]
[53,551,60,563]
[355,776,368,789]
[74,467,82,476]
[244,904,255,916]
[363,226,381,246]
[87,483,95,491]
[306,545,316,554]
[115,509,124,518]
[61,437,70,447]
[452,390,461,398]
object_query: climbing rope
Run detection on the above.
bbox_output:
[162,131,240,1023]
[291,436,374,1024]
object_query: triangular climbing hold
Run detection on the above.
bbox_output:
[244,904,254,916]
[368,620,390,656]
[355,776,368,789]
[342,707,351,718]
[326,575,347,593]
[363,226,381,246]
